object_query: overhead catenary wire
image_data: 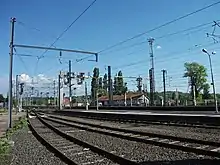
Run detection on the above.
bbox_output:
[33,0,98,75]
[111,41,218,72]
[102,20,216,56]
[13,48,30,74]
[98,1,220,54]
[38,0,98,59]
[107,22,218,71]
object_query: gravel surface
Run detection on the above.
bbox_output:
[10,126,66,165]
[47,114,220,142]
[45,120,220,165]
[30,118,118,165]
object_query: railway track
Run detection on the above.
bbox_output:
[38,112,220,158]
[64,113,220,129]
[28,112,138,165]
[44,109,220,129]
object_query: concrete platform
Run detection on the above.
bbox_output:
[62,109,220,117]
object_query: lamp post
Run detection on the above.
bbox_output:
[202,48,218,113]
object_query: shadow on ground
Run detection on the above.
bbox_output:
[140,158,220,165]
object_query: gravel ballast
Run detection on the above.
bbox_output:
[11,126,67,165]
[48,114,220,142]
[29,118,118,165]
[45,120,220,165]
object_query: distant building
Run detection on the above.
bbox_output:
[98,93,149,106]
[63,97,84,107]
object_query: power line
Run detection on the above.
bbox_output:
[13,49,30,73]
[38,0,98,59]
[98,1,220,54]
[103,20,215,56]
[100,20,216,68]
[33,0,98,75]
[111,42,217,72]
[156,21,215,40]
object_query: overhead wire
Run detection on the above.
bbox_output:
[38,0,98,59]
[98,1,220,54]
[13,49,30,74]
[103,20,215,56]
[33,0,98,75]
[109,21,217,71]
[112,41,218,73]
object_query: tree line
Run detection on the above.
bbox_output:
[91,68,127,102]
[183,62,212,101]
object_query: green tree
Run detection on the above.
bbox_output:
[113,71,127,95]
[103,73,108,94]
[113,74,118,95]
[171,92,176,100]
[0,94,5,102]
[117,71,125,95]
[91,67,99,103]
[202,83,210,99]
[183,62,208,98]
[98,77,103,89]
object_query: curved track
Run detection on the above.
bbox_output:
[28,112,138,165]
[39,112,220,158]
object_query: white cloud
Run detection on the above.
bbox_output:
[17,74,56,89]
[156,45,162,49]
[19,74,31,83]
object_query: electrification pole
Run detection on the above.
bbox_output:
[8,17,16,128]
[149,68,154,106]
[15,75,19,114]
[136,76,143,93]
[108,66,113,106]
[53,80,56,106]
[191,77,197,106]
[148,38,155,104]
[58,72,61,110]
[162,69,167,106]
[68,60,72,108]
[85,81,88,110]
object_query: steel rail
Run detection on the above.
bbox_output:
[28,118,77,165]
[41,114,220,158]
[33,112,138,165]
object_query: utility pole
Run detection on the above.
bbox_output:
[58,72,61,110]
[108,66,113,106]
[162,69,167,106]
[96,91,99,110]
[148,38,155,103]
[53,80,56,106]
[15,75,19,114]
[85,81,88,110]
[175,88,179,106]
[136,76,143,93]
[68,60,72,108]
[8,17,16,128]
[191,77,197,106]
[18,83,24,112]
[149,68,154,106]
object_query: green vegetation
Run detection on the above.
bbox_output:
[90,68,128,104]
[183,62,208,99]
[0,117,27,164]
[91,67,100,103]
[0,108,6,114]
[0,94,5,103]
[113,71,127,95]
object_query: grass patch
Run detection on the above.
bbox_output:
[0,117,27,164]
[0,108,6,115]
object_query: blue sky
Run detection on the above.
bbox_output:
[1,0,220,96]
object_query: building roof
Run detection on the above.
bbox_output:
[99,93,145,101]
